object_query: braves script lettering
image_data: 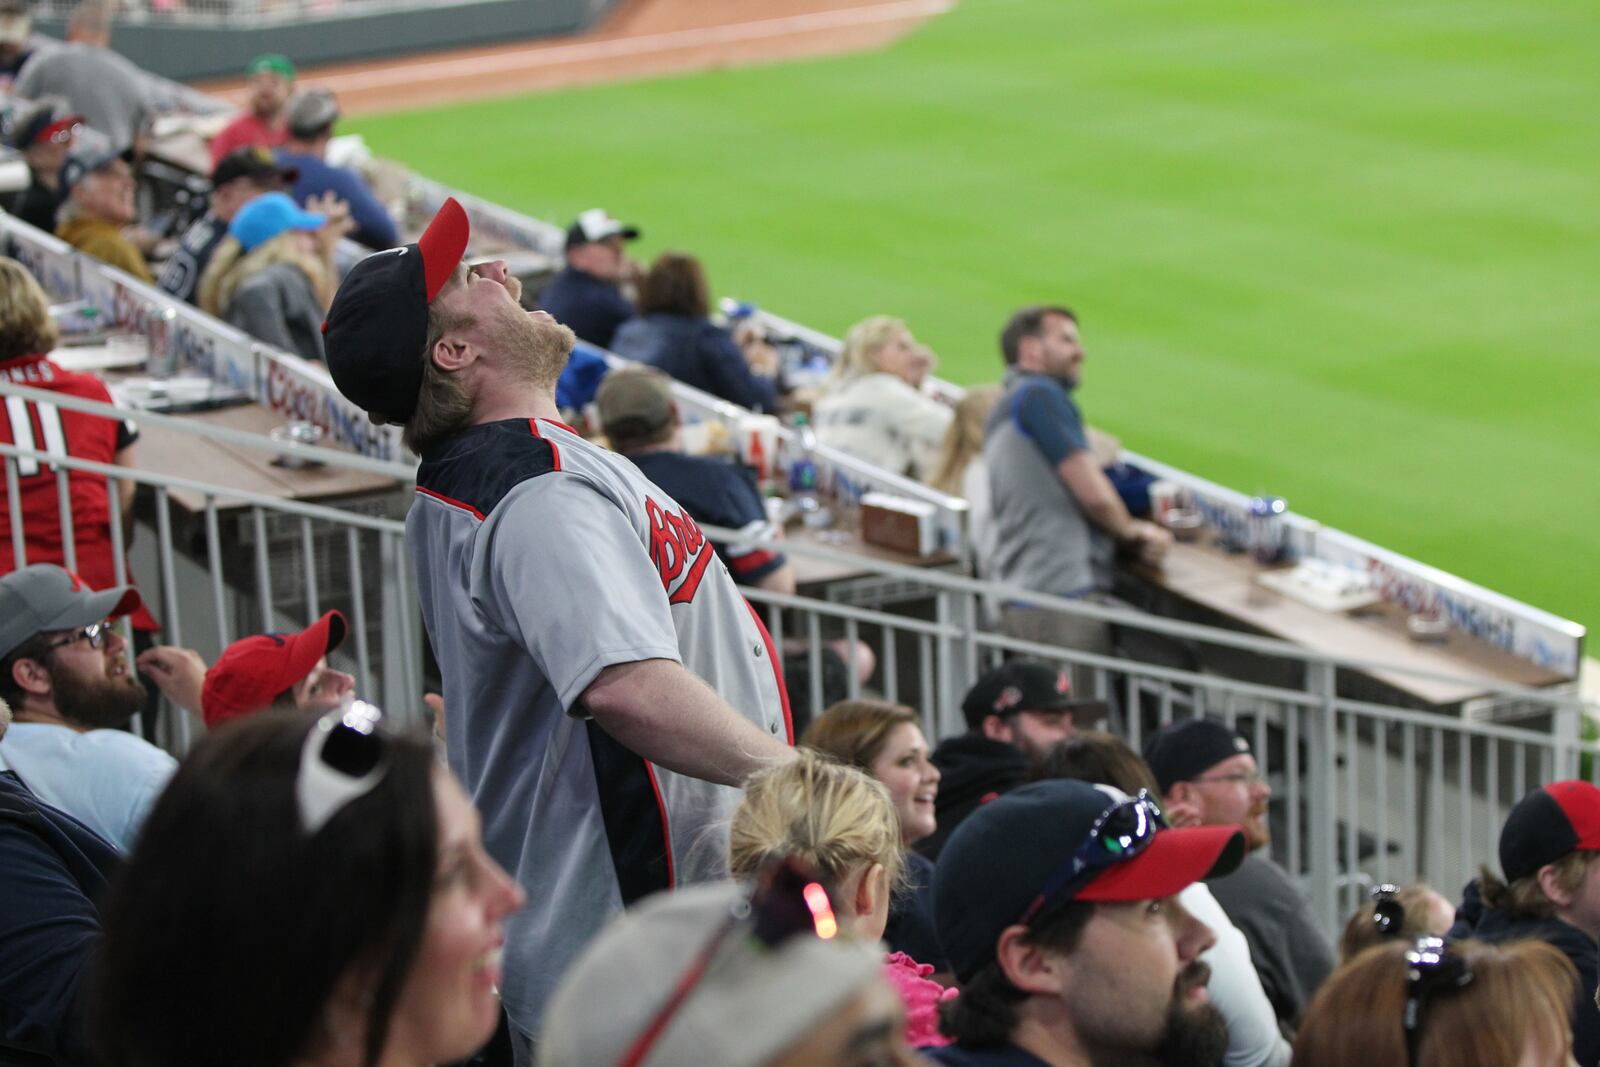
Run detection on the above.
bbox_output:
[645,496,713,605]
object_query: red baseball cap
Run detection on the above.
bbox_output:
[323,197,471,422]
[201,610,348,727]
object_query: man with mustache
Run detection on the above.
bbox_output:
[322,199,794,1063]
[1143,719,1335,1032]
[0,564,196,851]
[927,778,1244,1067]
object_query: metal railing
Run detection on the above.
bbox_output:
[0,428,421,754]
[716,520,1600,937]
[7,384,1600,942]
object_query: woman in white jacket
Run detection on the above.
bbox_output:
[814,315,952,481]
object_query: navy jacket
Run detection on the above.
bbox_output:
[0,773,119,1064]
[1451,878,1600,1067]
[611,313,777,413]
[276,150,399,251]
[538,266,634,351]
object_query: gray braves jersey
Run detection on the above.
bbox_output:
[409,417,791,1039]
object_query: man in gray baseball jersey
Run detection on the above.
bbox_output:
[322,199,795,1059]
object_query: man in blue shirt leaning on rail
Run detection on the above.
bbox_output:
[983,305,1172,678]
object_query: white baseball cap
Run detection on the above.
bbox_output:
[565,208,640,249]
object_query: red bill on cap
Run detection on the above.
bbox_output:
[1075,823,1246,903]
[419,196,469,303]
[323,197,473,422]
[201,610,347,727]
[33,115,84,146]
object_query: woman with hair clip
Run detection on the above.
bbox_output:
[90,703,525,1067]
[729,749,956,1047]
[1293,937,1578,1067]
[803,699,946,977]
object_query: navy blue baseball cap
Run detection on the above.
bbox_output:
[1142,719,1254,793]
[933,779,1245,981]
[323,197,470,422]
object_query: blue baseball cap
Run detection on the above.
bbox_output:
[229,192,326,253]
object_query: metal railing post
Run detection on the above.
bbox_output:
[1305,660,1340,936]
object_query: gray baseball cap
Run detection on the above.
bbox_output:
[286,88,339,139]
[537,881,883,1067]
[0,564,142,660]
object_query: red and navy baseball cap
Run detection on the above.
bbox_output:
[1499,781,1600,883]
[932,779,1245,981]
[323,197,471,423]
[960,657,1106,732]
[200,610,347,727]
[13,108,84,150]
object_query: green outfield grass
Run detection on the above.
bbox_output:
[351,0,1600,634]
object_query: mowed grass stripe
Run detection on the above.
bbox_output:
[352,0,1600,632]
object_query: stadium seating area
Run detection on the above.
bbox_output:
[1,6,1597,1067]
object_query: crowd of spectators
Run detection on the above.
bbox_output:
[0,21,1594,1067]
[2,14,399,360]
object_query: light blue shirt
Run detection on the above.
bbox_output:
[0,722,176,852]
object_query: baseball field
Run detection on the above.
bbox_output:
[349,0,1600,634]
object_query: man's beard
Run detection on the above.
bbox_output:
[1244,802,1271,851]
[1154,961,1227,1067]
[1085,961,1228,1067]
[51,656,146,730]
[490,308,575,393]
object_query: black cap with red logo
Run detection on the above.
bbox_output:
[323,198,470,423]
[959,657,1105,732]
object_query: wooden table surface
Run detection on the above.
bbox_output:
[132,402,401,513]
[1139,533,1567,707]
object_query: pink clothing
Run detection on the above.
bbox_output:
[208,113,288,168]
[883,951,956,1048]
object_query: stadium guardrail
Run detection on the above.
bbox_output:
[6,391,1599,939]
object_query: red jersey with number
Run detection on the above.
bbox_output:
[0,353,158,630]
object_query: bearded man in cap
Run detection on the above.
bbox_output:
[919,657,1104,861]
[322,198,794,1061]
[0,564,198,851]
[1143,718,1335,1031]
[928,778,1245,1066]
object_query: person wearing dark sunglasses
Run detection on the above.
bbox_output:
[1448,781,1600,1067]
[91,705,526,1067]
[926,778,1245,1067]
[539,868,923,1067]
[1035,731,1291,1067]
[1293,936,1578,1067]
